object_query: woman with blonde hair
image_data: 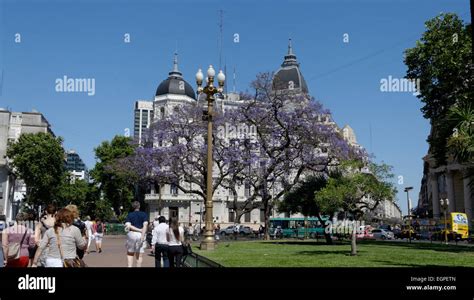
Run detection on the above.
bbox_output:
[65,204,86,259]
[32,208,87,268]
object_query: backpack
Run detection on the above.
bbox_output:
[96,223,103,234]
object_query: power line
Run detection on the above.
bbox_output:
[218,9,224,71]
[307,10,471,82]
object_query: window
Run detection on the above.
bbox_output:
[244,212,251,222]
[260,209,265,222]
[228,210,235,223]
[160,107,165,119]
[170,183,178,195]
[244,182,251,197]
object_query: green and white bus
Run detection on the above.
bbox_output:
[269,217,329,238]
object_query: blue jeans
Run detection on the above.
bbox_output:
[0,247,4,268]
[154,244,169,268]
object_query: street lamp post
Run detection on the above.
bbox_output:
[404,187,413,243]
[440,192,449,245]
[195,65,225,250]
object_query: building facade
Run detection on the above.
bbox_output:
[0,109,53,221]
[66,150,88,181]
[417,152,472,227]
[133,100,154,145]
[136,43,377,227]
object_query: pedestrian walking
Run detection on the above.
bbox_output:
[167,217,184,268]
[66,205,87,259]
[214,224,220,241]
[84,216,93,254]
[233,224,239,240]
[152,216,169,268]
[93,218,105,253]
[34,204,56,267]
[187,223,194,241]
[32,208,87,268]
[194,222,200,240]
[124,201,148,267]
[0,215,6,268]
[1,212,35,268]
[26,209,38,266]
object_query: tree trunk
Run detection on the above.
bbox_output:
[263,200,271,240]
[304,216,308,240]
[350,220,357,256]
[317,215,332,245]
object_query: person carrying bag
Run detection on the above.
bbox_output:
[55,231,86,268]
[7,230,28,260]
[32,208,87,268]
[2,212,35,267]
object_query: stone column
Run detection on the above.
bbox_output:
[446,171,456,212]
[430,173,440,219]
[463,172,472,227]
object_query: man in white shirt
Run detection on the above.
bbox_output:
[84,216,94,254]
[151,216,169,268]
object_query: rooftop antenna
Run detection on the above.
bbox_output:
[0,69,3,96]
[233,66,236,93]
[369,122,373,155]
[224,63,228,94]
[218,9,224,71]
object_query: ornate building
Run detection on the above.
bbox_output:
[135,41,387,226]
[417,143,472,226]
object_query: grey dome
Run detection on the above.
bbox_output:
[156,77,196,99]
[272,39,309,94]
[155,53,196,100]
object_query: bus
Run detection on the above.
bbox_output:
[432,212,469,241]
[269,217,329,238]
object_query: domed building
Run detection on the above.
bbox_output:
[272,39,309,95]
[155,54,196,100]
[134,42,397,226]
[153,53,197,122]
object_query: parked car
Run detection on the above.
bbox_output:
[371,229,394,240]
[239,226,253,236]
[220,225,238,236]
[356,225,374,239]
[379,224,392,231]
[392,228,402,239]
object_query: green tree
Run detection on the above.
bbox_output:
[447,103,474,191]
[404,13,472,166]
[90,136,136,216]
[279,175,340,244]
[56,177,90,211]
[6,132,66,207]
[315,161,396,256]
[447,104,474,163]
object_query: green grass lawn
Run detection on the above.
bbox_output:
[193,240,474,267]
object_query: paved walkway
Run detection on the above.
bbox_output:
[83,235,155,267]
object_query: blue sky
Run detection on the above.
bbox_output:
[0,0,471,215]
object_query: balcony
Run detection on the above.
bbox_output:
[144,193,196,202]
